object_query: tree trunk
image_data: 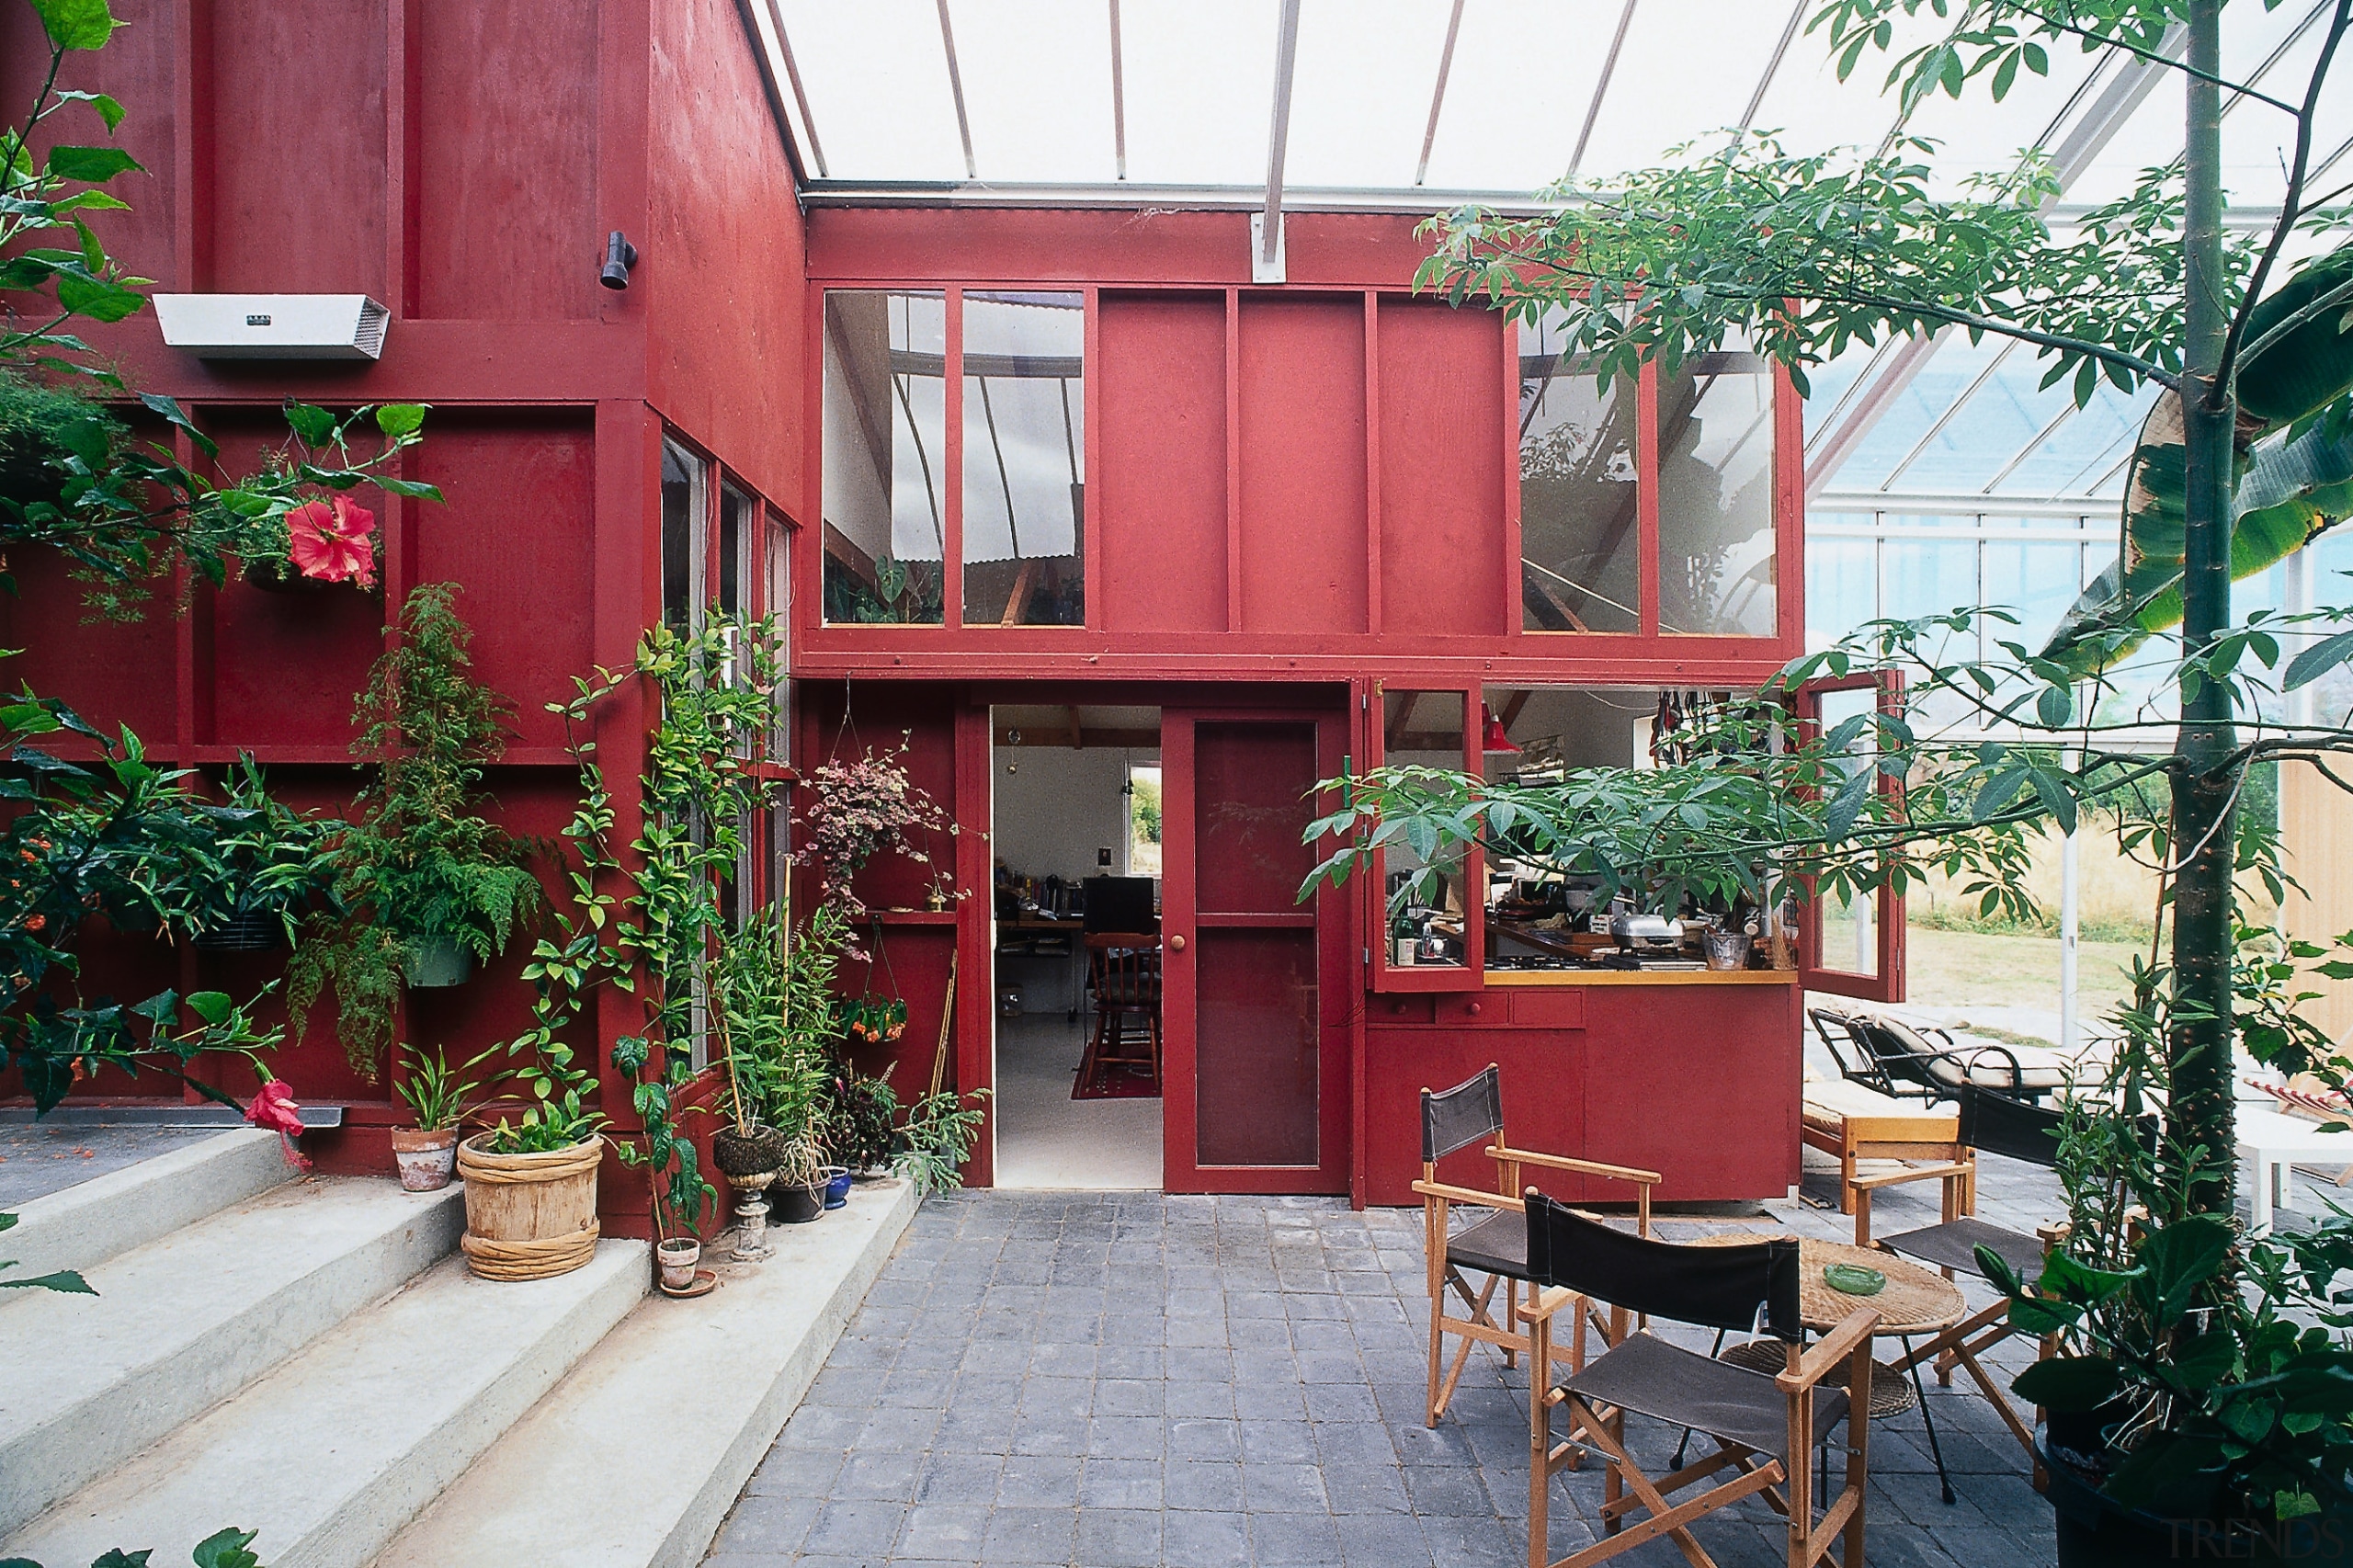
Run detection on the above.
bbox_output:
[2168,0,2239,1216]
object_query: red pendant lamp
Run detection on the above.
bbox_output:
[1481,704,1520,754]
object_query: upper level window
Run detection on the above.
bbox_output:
[962,291,1085,626]
[1658,347,1777,637]
[1519,311,1638,633]
[660,437,706,633]
[822,290,947,625]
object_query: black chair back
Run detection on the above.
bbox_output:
[1422,1064,1504,1164]
[1525,1192,1805,1342]
[1083,876,1157,934]
[1807,1008,1882,1089]
[1960,1084,2154,1168]
[1958,1085,2063,1168]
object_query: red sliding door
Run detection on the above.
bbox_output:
[1161,709,1351,1194]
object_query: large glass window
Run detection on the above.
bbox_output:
[822,290,947,625]
[1519,312,1639,632]
[1658,347,1778,636]
[961,291,1085,626]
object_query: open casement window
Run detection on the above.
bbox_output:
[1365,680,1483,994]
[1795,671,1906,1004]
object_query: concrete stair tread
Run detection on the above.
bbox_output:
[4,1239,647,1568]
[0,1178,466,1537]
[0,1127,291,1281]
[373,1180,917,1568]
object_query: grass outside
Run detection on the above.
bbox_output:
[1901,923,2147,1016]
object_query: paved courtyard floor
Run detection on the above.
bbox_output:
[705,1150,2062,1567]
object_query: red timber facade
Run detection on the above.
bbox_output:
[4,5,1890,1221]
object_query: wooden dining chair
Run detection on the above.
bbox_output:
[1521,1194,1880,1568]
[1079,932,1160,1086]
[1416,1063,1659,1426]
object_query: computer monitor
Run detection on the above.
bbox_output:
[1082,875,1157,934]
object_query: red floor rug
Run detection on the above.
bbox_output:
[1071,1063,1161,1101]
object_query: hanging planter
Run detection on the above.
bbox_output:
[835,994,907,1046]
[241,495,384,596]
[193,908,285,953]
[402,937,474,988]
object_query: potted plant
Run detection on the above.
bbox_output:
[242,492,382,595]
[389,1041,494,1192]
[1984,950,2353,1564]
[288,583,543,1079]
[792,734,956,944]
[825,1068,902,1178]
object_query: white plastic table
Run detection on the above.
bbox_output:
[2237,1105,2353,1234]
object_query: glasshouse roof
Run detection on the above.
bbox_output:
[749,0,2350,509]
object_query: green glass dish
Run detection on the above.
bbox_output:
[1824,1263,1888,1296]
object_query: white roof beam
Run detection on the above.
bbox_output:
[1979,400,2089,494]
[1566,0,1640,187]
[756,0,827,178]
[1741,1,1811,131]
[1257,0,1303,278]
[1415,0,1467,187]
[1879,339,2020,491]
[1108,0,1127,180]
[936,0,977,180]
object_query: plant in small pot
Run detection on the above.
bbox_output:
[389,1041,494,1192]
[288,583,543,1081]
[825,1069,902,1179]
[188,759,335,954]
[709,906,802,1258]
[1985,939,2353,1565]
[792,733,957,949]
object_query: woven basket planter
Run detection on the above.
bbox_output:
[455,1133,602,1281]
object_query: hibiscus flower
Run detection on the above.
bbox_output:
[285,495,378,587]
[245,1079,313,1171]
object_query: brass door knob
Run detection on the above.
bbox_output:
[1168,934,1187,951]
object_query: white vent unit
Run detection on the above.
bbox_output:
[153,294,390,360]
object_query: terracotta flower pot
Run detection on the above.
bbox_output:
[455,1133,601,1281]
[655,1237,700,1291]
[389,1126,459,1191]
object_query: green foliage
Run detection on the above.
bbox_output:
[894,1087,991,1196]
[503,610,792,1233]
[2,1526,268,1568]
[824,1068,900,1174]
[1130,774,1162,846]
[392,1040,497,1132]
[0,682,311,1112]
[288,585,540,1079]
[0,1210,92,1294]
[717,904,847,1182]
[2,13,438,621]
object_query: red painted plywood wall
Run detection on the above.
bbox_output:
[647,0,807,512]
[1236,295,1368,635]
[1097,292,1227,633]
[1378,299,1507,637]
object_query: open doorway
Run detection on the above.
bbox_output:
[989,704,1164,1187]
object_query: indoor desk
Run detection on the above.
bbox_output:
[995,917,1086,1017]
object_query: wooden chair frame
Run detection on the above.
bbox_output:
[1416,1140,1659,1427]
[1079,932,1161,1086]
[1852,1160,2064,1475]
[1524,1286,1880,1568]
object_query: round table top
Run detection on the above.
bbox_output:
[1692,1233,1966,1335]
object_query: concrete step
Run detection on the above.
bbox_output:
[3,1238,648,1568]
[2,1127,292,1280]
[372,1179,918,1568]
[0,1176,465,1538]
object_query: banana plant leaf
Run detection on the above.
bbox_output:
[2040,392,2353,672]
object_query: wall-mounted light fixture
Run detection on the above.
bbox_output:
[599,230,639,290]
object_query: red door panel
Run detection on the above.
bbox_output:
[1163,708,1351,1194]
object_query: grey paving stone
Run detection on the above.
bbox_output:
[707,1186,2065,1567]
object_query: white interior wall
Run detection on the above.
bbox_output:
[990,745,1147,881]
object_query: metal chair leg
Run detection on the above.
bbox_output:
[1902,1332,1958,1505]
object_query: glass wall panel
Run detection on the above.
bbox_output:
[1982,540,2085,653]
[1519,312,1639,631]
[1381,689,1470,969]
[822,290,947,624]
[1804,529,1874,652]
[1658,349,1777,636]
[659,438,705,633]
[962,291,1085,626]
[1813,687,1881,980]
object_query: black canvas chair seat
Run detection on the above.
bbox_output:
[1562,1332,1850,1465]
[1880,1215,2043,1280]
[1415,1065,1660,1429]
[1448,1208,1528,1279]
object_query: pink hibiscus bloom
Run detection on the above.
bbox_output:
[286,495,377,587]
[245,1079,313,1171]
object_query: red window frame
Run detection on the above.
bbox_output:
[1795,670,1907,1004]
[1363,677,1484,994]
